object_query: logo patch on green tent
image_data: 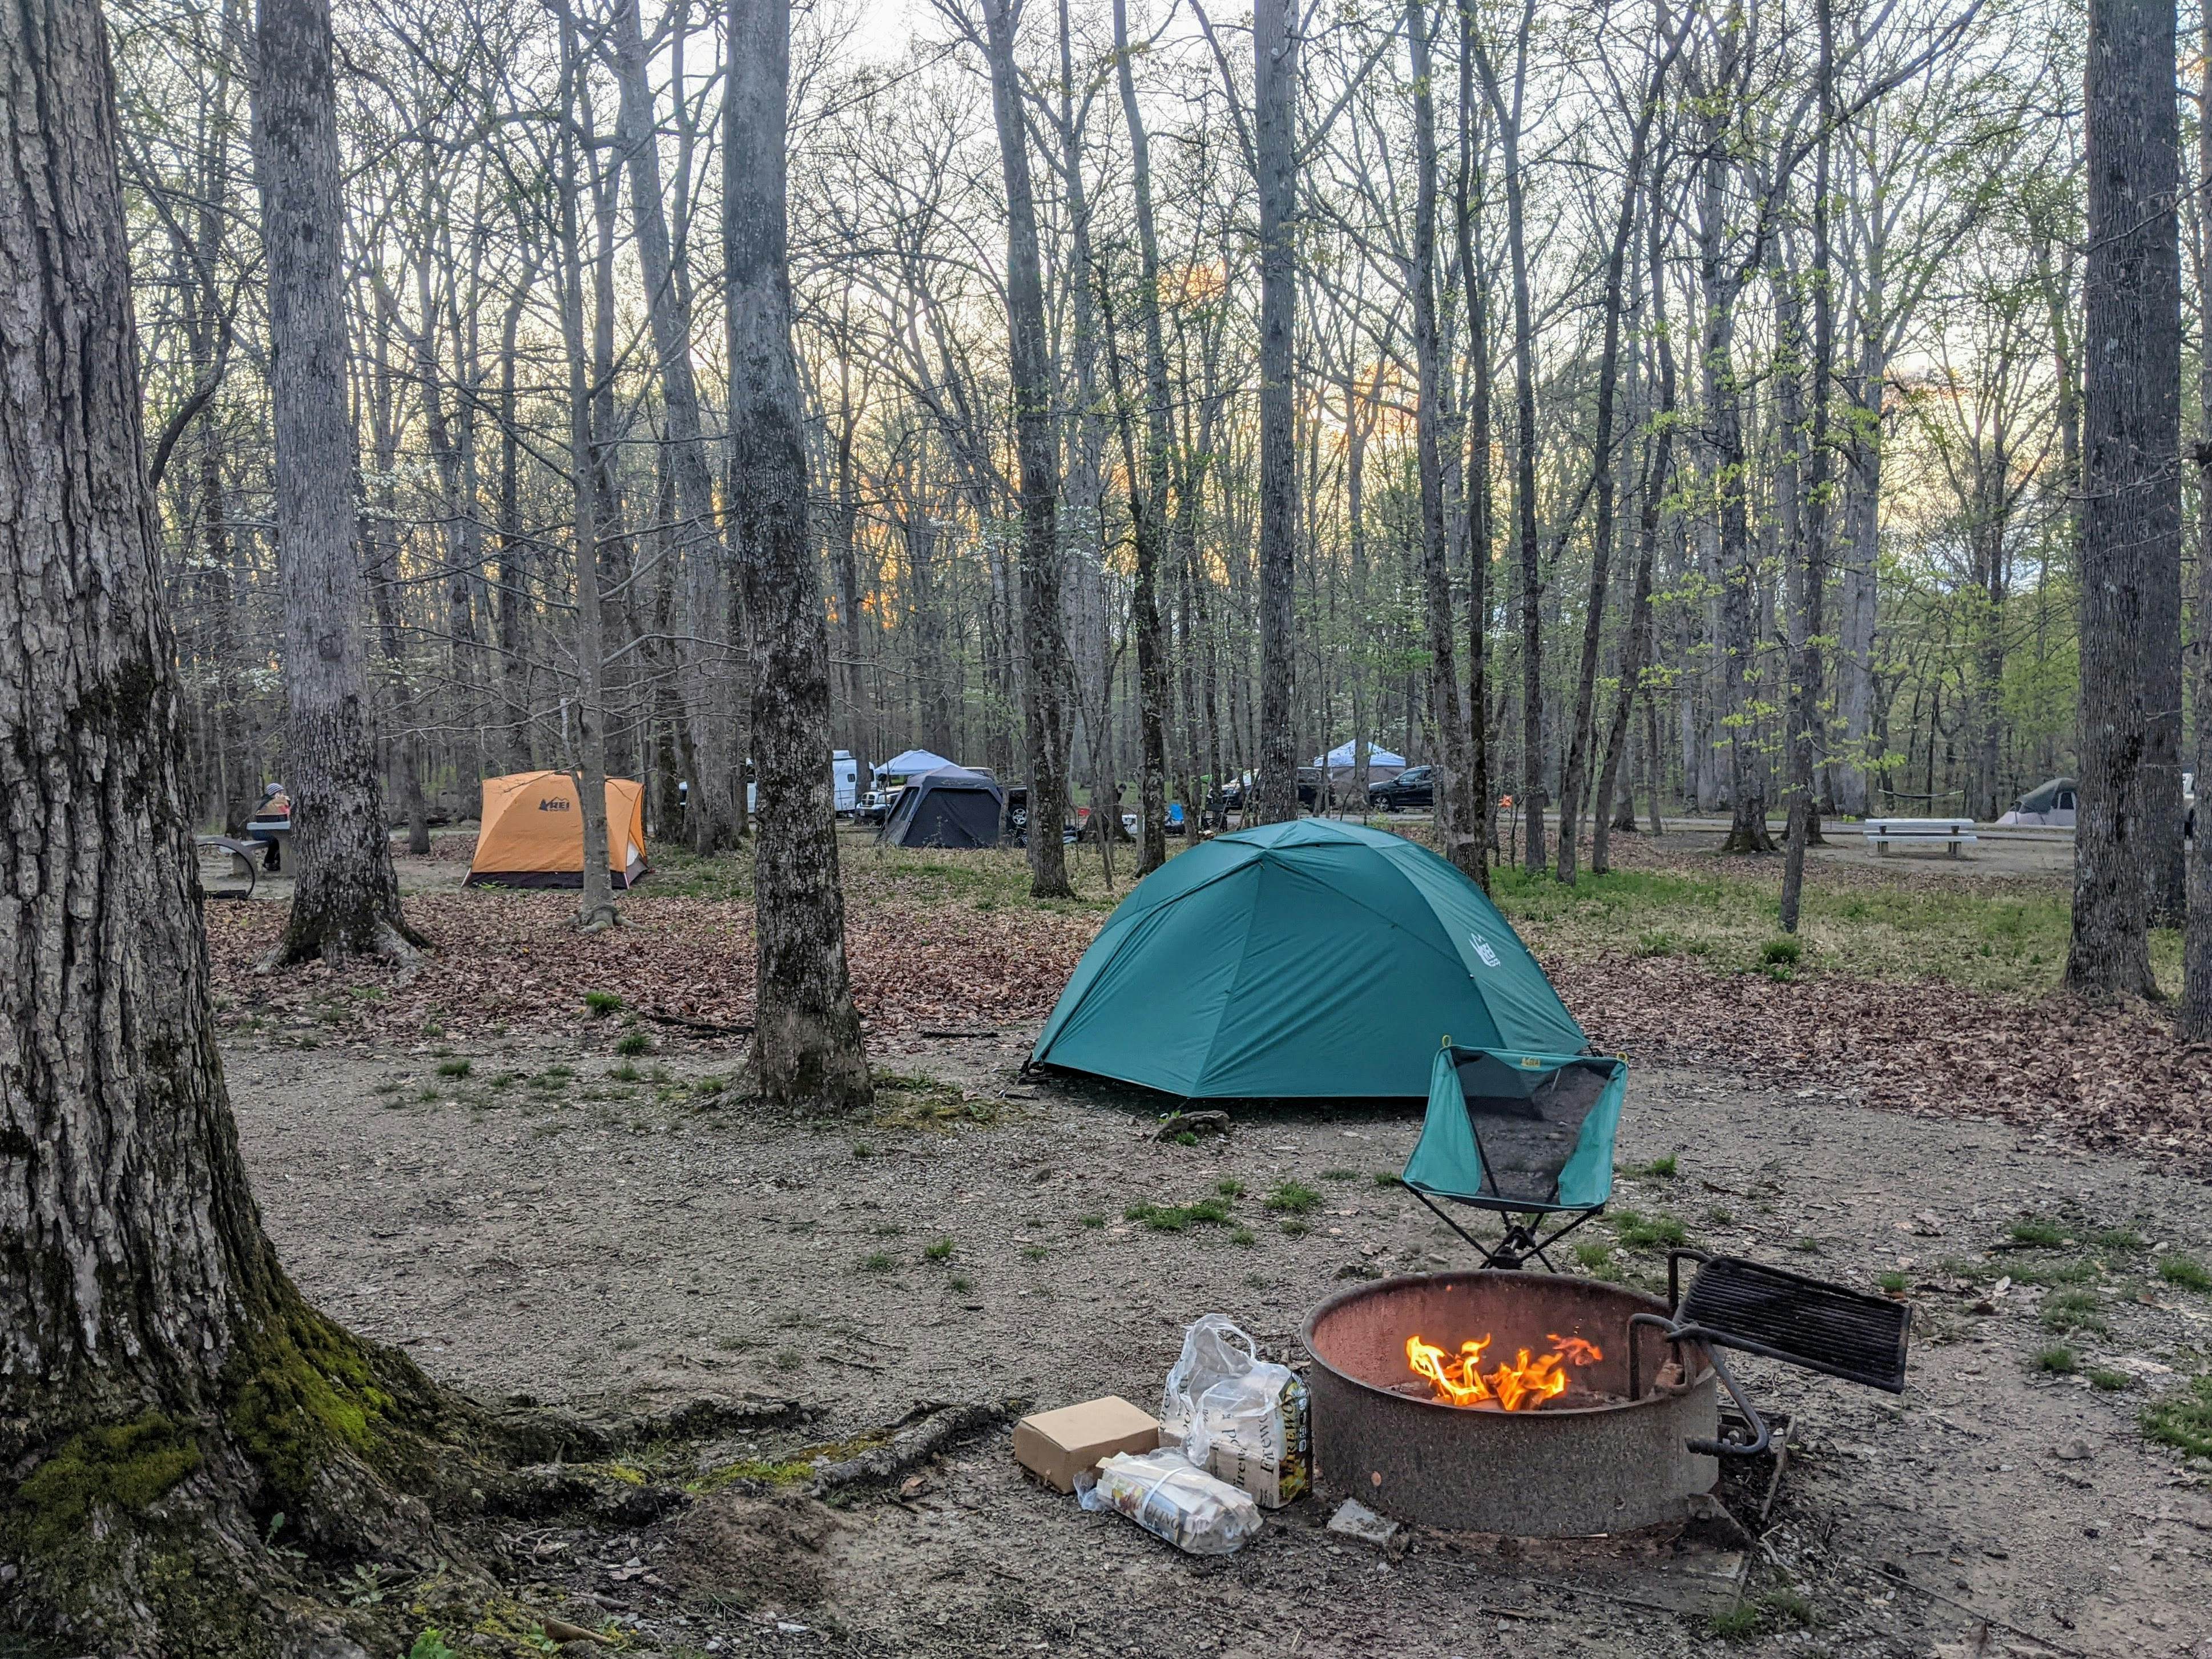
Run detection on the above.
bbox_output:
[1467,932,1502,969]
[1518,1054,1543,1069]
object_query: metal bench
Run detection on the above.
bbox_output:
[1862,816,1977,856]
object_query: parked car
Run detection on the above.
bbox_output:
[1216,771,1321,816]
[1005,786,1078,846]
[1368,765,1436,812]
[854,788,896,826]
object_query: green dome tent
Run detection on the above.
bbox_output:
[1029,819,1584,1098]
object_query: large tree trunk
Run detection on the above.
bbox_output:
[0,5,503,1645]
[982,0,1075,893]
[1252,0,1300,824]
[2069,0,2179,997]
[252,0,421,964]
[728,0,873,1108]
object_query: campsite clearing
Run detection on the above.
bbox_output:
[195,824,2212,1656]
[228,1027,2211,1657]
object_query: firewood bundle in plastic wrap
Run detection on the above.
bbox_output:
[1076,1448,1263,1555]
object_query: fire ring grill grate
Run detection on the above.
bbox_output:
[1670,1251,1911,1394]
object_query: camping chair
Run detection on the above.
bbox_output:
[1397,1040,1627,1271]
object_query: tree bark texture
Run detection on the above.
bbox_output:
[1253,0,1300,824]
[252,0,420,963]
[728,0,873,1109]
[2069,0,2179,997]
[981,0,1075,893]
[1,5,485,1644]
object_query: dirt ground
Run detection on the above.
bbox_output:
[227,1012,2212,1659]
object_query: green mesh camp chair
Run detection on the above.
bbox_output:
[1399,1039,1628,1270]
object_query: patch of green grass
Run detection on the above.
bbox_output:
[1216,1179,1246,1199]
[1279,1218,1310,1239]
[1612,1210,1689,1250]
[1761,1589,1816,1629]
[2142,1375,2212,1458]
[947,1274,973,1295]
[2009,1217,2070,1248]
[1706,1602,1762,1641]
[772,1347,805,1372]
[1573,1241,1614,1271]
[1877,1271,1910,1294]
[607,1061,641,1082]
[1021,1245,1049,1262]
[860,1252,896,1274]
[923,1237,954,1262]
[2092,1227,2146,1252]
[614,1031,651,1057]
[1484,860,2180,997]
[1372,1170,1401,1188]
[1078,1213,1106,1228]
[2034,1346,2078,1375]
[1706,1206,1735,1226]
[1231,1227,1257,1247]
[584,990,623,1017]
[852,1141,873,1159]
[1125,1197,1235,1233]
[2041,1289,2106,1334]
[1173,1130,1199,1146]
[2159,1255,2211,1292]
[1321,1168,1358,1182]
[1264,1181,1322,1215]
[435,1057,472,1078]
[1761,936,1802,966]
[2089,1368,2132,1392]
[1629,1153,1678,1179]
[873,1222,906,1237]
[1791,1237,1824,1255]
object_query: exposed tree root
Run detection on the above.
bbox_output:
[809,1399,1014,1496]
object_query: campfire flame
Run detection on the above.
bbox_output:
[1405,1331,1603,1411]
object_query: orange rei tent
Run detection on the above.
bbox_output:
[465,772,649,889]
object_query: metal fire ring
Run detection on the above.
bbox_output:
[1302,1270,1723,1536]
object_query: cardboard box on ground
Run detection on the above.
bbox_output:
[1012,1396,1161,1493]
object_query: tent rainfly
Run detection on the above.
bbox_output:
[1029,819,1584,1098]
[879,765,1005,848]
[466,772,649,889]
[873,747,955,780]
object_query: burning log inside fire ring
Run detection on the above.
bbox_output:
[1303,1271,1722,1536]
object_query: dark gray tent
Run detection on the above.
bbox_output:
[879,766,1005,848]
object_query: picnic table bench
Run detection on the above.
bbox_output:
[1861,816,1977,856]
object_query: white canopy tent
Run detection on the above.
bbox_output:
[1311,740,1408,788]
[873,747,956,782]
